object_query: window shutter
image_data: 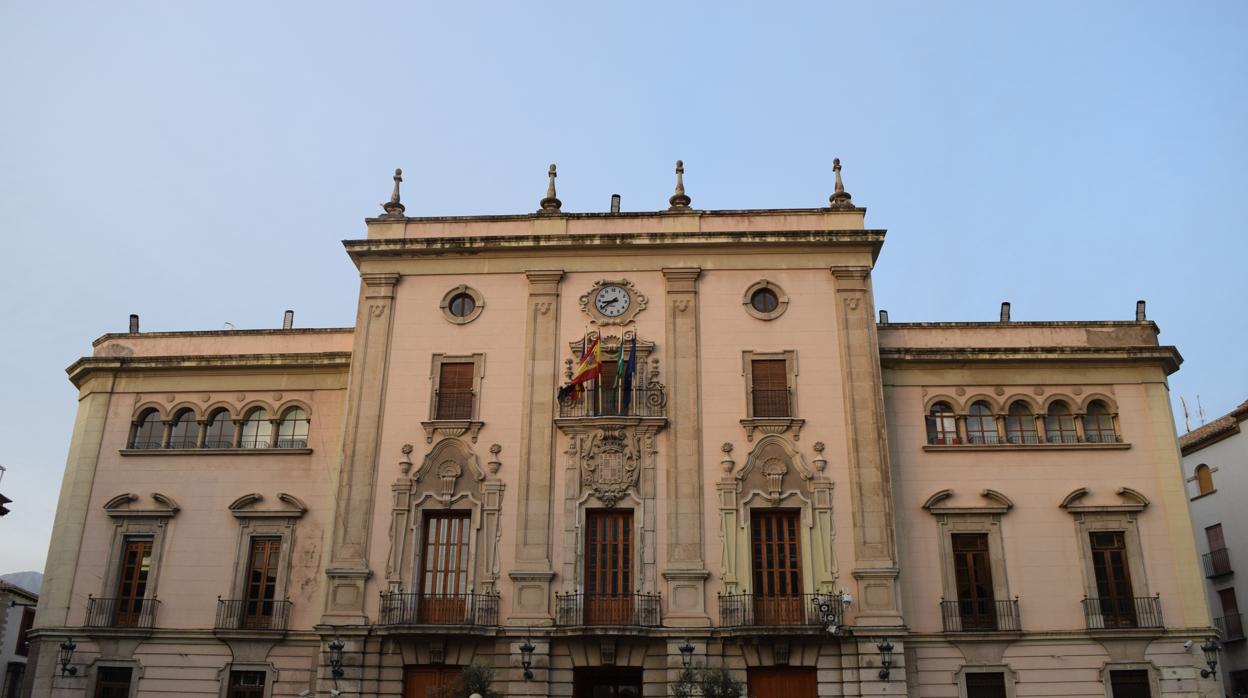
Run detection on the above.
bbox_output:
[436,363,475,420]
[751,359,790,417]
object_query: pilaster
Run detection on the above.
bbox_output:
[831,266,903,627]
[323,271,399,623]
[661,267,710,625]
[509,269,563,623]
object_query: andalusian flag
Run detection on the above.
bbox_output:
[558,337,601,401]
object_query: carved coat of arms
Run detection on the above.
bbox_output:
[583,428,640,506]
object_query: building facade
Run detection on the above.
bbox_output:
[1,581,37,698]
[1181,399,1248,695]
[26,166,1219,698]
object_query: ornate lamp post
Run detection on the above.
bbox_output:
[1200,637,1221,678]
[678,638,695,669]
[876,638,894,680]
[58,638,78,677]
[519,635,536,680]
[328,637,346,679]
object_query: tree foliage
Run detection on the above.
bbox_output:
[431,662,501,698]
[671,665,745,698]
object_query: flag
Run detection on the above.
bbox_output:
[558,337,601,401]
[620,334,637,413]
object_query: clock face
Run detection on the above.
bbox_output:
[595,285,631,317]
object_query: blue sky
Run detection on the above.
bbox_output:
[1,1,1245,572]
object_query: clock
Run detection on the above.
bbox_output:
[594,285,631,317]
[579,279,647,325]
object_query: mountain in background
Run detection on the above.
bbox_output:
[1,571,43,595]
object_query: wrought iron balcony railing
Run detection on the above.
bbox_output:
[434,390,475,420]
[555,592,662,627]
[1083,432,1123,443]
[558,388,666,418]
[750,389,792,418]
[940,599,1021,632]
[85,596,159,629]
[378,592,500,627]
[718,593,845,628]
[1204,548,1233,578]
[1217,613,1245,642]
[215,597,291,631]
[1082,595,1163,630]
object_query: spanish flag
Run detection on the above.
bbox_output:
[558,337,601,401]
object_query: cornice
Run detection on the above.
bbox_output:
[67,351,353,387]
[879,346,1182,375]
[92,327,354,348]
[363,206,868,224]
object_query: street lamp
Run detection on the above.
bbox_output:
[328,637,345,679]
[876,638,894,680]
[519,635,535,680]
[1200,637,1221,679]
[58,638,78,677]
[678,638,695,669]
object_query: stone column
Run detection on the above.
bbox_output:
[508,270,563,623]
[323,271,400,623]
[661,267,710,625]
[830,266,903,627]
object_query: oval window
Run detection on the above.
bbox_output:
[750,287,779,314]
[448,293,476,318]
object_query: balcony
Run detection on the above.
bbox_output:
[555,592,661,628]
[378,592,500,627]
[940,599,1021,632]
[1082,596,1163,630]
[215,598,291,632]
[1204,548,1233,578]
[1216,613,1245,642]
[85,596,159,630]
[558,388,666,419]
[718,593,845,629]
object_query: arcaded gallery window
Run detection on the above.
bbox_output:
[129,409,164,449]
[965,401,999,444]
[926,402,959,445]
[1044,401,1078,443]
[1004,401,1039,444]
[166,408,198,449]
[239,408,271,449]
[275,407,309,448]
[203,408,234,448]
[1082,400,1118,442]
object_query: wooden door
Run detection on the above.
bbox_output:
[573,668,642,698]
[1108,669,1151,698]
[953,533,996,630]
[403,666,461,698]
[965,672,1008,698]
[751,359,790,417]
[243,538,281,629]
[747,667,816,698]
[751,510,803,624]
[420,512,471,623]
[1091,532,1137,628]
[1207,524,1226,551]
[585,509,633,624]
[114,538,152,626]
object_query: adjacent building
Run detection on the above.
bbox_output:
[26,164,1220,697]
[1182,399,1248,695]
[0,581,36,698]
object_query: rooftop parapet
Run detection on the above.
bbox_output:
[91,327,354,359]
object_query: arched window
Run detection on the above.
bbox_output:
[130,409,164,450]
[926,402,959,445]
[203,408,234,448]
[167,408,199,448]
[1195,464,1214,496]
[1005,401,1039,444]
[239,408,272,449]
[1082,400,1118,443]
[276,407,310,449]
[1045,400,1078,443]
[965,401,998,444]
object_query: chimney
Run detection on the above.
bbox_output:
[999,302,1011,323]
[283,310,295,330]
[878,310,889,324]
[610,194,621,213]
[1135,300,1147,321]
[129,314,140,334]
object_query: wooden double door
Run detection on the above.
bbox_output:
[747,667,817,698]
[403,666,461,698]
[573,668,642,698]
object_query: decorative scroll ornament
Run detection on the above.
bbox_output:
[763,458,788,503]
[437,459,462,502]
[583,428,641,506]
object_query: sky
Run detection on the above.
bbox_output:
[1,1,1245,573]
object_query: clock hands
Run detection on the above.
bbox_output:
[600,297,619,307]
